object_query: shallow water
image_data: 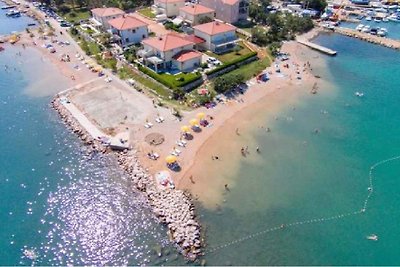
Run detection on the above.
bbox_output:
[196,33,400,265]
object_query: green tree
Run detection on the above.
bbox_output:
[301,0,327,12]
[198,16,213,24]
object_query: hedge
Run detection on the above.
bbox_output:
[205,51,258,75]
[138,65,202,89]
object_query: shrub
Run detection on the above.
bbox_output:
[206,51,257,76]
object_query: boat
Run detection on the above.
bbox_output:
[377,27,388,36]
[355,92,364,97]
[365,16,372,21]
[374,17,382,22]
[388,13,400,22]
[366,234,378,241]
[361,25,370,33]
[356,24,365,31]
[370,27,378,35]
[6,9,21,17]
[382,17,389,22]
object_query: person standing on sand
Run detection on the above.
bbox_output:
[236,128,240,135]
[189,175,195,184]
[225,184,230,191]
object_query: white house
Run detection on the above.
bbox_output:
[179,4,215,25]
[139,33,201,72]
[193,21,237,53]
[108,15,149,48]
[153,0,185,17]
[91,7,125,29]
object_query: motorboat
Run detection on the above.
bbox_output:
[356,24,365,31]
[374,17,382,22]
[377,27,388,36]
[388,13,400,22]
[370,27,378,35]
[365,16,372,21]
[366,234,378,241]
[6,9,20,17]
[382,17,389,22]
[361,25,370,33]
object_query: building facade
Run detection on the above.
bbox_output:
[108,15,149,48]
[153,0,186,17]
[139,33,201,72]
[193,21,237,53]
[199,0,248,24]
[179,4,215,25]
[91,7,125,29]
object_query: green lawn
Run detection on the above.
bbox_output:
[138,7,156,19]
[158,72,201,88]
[206,42,252,63]
[226,53,272,81]
[61,8,91,23]
[118,66,171,98]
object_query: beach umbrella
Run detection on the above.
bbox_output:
[196,112,206,120]
[189,118,199,127]
[181,125,190,133]
[165,155,177,164]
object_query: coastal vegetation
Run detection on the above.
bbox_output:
[205,42,252,63]
[137,7,156,18]
[138,65,202,90]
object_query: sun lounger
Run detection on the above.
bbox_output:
[170,151,179,156]
[155,118,162,123]
[147,122,153,127]
[176,141,186,147]
[144,123,152,129]
[174,148,181,154]
[159,116,164,122]
[180,140,187,145]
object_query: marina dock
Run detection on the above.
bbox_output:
[297,39,337,56]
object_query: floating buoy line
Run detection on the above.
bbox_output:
[206,155,400,254]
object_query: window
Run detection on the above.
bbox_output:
[125,38,129,43]
[132,29,136,33]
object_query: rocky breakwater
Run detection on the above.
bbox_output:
[51,98,106,152]
[116,151,203,261]
[334,27,400,50]
[52,96,203,261]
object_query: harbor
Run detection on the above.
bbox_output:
[334,26,400,50]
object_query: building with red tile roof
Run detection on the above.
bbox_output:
[153,0,186,17]
[91,7,125,29]
[179,4,215,25]
[193,21,238,53]
[139,33,201,72]
[108,15,149,48]
[199,0,248,23]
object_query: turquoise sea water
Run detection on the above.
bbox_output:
[197,33,400,265]
[0,9,188,263]
[2,10,400,265]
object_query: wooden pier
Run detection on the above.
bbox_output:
[297,39,337,56]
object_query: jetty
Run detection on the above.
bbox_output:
[297,39,337,56]
[334,27,400,50]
